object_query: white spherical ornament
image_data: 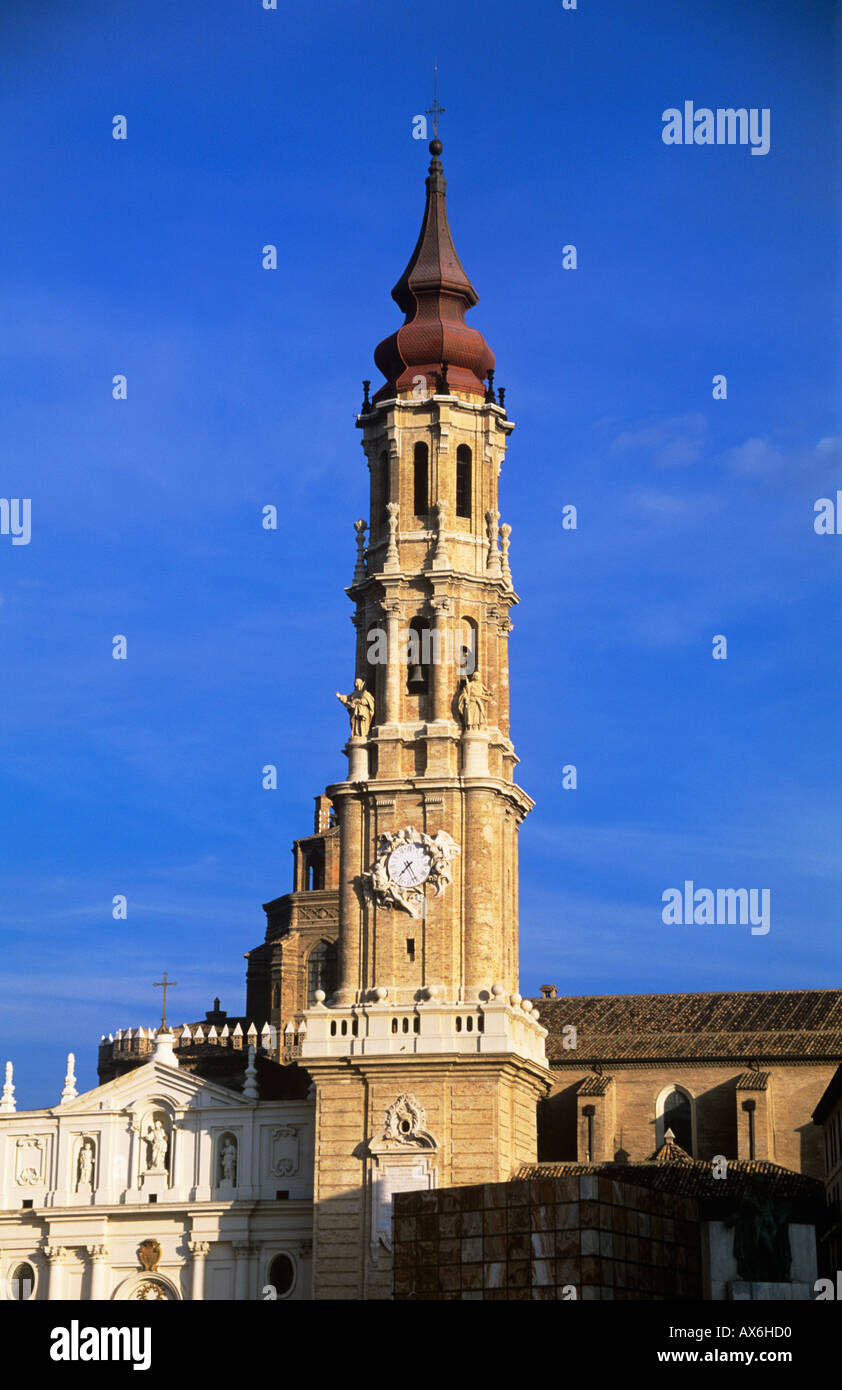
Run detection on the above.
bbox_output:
[314,990,326,1004]
[491,983,504,997]
[510,993,522,1007]
[374,986,388,1001]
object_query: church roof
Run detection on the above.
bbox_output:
[531,988,842,1063]
[372,139,495,403]
[735,1069,770,1091]
[650,1132,694,1164]
[514,1156,824,1205]
[576,1073,613,1096]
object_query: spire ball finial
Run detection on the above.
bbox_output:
[429,138,443,157]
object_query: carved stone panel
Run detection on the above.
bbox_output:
[371,1153,436,1252]
[15,1138,44,1187]
[270,1126,301,1177]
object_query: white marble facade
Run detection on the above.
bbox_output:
[0,1032,314,1300]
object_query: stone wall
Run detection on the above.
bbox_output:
[393,1174,702,1301]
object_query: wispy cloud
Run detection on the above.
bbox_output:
[610,413,708,468]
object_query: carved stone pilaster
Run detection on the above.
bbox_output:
[499,522,512,585]
[233,1242,256,1300]
[188,1239,211,1301]
[381,597,402,725]
[352,519,367,585]
[431,499,450,571]
[383,502,400,573]
[43,1245,68,1300]
[87,1244,109,1301]
[485,509,502,576]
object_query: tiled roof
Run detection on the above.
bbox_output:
[531,989,842,1063]
[736,1070,770,1091]
[651,1134,693,1164]
[576,1073,613,1096]
[514,1157,824,1204]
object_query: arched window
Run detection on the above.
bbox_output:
[380,450,390,506]
[267,1253,295,1299]
[364,624,382,713]
[456,445,472,519]
[9,1262,35,1301]
[457,616,477,677]
[307,941,338,1005]
[373,449,389,539]
[305,850,324,891]
[413,442,428,517]
[656,1085,694,1155]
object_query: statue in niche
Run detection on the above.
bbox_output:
[77,1139,94,1189]
[457,670,493,731]
[144,1118,169,1172]
[220,1138,238,1184]
[336,677,375,738]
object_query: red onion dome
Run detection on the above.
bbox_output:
[373,141,494,403]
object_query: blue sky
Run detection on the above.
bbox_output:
[1,0,839,1107]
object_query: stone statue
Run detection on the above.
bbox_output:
[336,677,375,738]
[383,501,400,572]
[457,670,493,731]
[220,1138,237,1184]
[77,1140,94,1188]
[145,1119,169,1171]
[726,1185,792,1283]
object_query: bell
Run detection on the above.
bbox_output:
[407,661,425,690]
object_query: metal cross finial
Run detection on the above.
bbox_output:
[153,972,178,1030]
[426,60,445,138]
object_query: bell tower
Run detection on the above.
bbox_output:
[301,139,550,1300]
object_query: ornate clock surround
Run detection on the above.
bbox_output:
[360,826,460,918]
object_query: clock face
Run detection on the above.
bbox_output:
[387,842,432,888]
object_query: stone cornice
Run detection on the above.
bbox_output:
[548,1056,841,1071]
[325,773,534,818]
